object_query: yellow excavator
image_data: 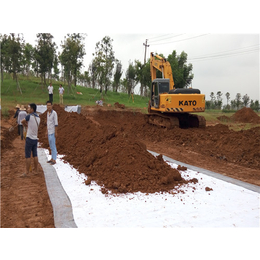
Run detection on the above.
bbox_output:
[147,52,206,128]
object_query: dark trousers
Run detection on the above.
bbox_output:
[49,93,53,103]
[19,125,24,140]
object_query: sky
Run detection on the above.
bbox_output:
[2,1,259,103]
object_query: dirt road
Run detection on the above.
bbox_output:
[1,105,259,227]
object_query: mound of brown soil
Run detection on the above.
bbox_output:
[82,108,260,172]
[114,102,125,109]
[1,111,19,151]
[1,126,18,151]
[230,107,260,124]
[38,105,193,194]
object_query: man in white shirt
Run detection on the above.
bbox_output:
[46,100,58,165]
[48,83,53,103]
[21,103,40,176]
[59,84,64,105]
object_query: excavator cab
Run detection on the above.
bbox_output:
[151,79,170,108]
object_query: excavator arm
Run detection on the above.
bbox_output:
[150,52,175,90]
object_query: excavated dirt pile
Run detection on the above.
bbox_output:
[230,107,260,124]
[38,105,193,194]
[1,110,19,151]
[217,107,260,124]
[1,125,19,151]
[81,107,260,172]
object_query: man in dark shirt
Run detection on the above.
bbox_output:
[14,104,20,135]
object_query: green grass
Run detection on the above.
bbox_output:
[1,75,149,110]
[1,107,9,118]
[196,110,235,123]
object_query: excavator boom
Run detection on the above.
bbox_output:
[150,52,175,90]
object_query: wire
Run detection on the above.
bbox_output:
[149,34,210,46]
[147,33,178,40]
[189,44,260,59]
[148,34,186,43]
[188,45,259,62]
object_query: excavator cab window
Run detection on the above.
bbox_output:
[158,82,169,94]
[151,81,170,108]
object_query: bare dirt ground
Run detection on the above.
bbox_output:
[1,105,259,227]
[80,106,260,186]
[1,112,54,228]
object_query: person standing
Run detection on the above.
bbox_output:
[17,105,27,140]
[59,84,64,105]
[14,104,20,135]
[46,101,58,165]
[48,83,53,103]
[21,103,40,177]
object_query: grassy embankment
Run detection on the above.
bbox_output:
[1,75,149,111]
[1,75,259,130]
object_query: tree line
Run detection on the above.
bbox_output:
[1,33,258,111]
[206,91,259,112]
[0,33,193,96]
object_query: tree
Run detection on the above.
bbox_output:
[235,93,242,110]
[209,92,215,109]
[59,33,86,91]
[113,60,122,92]
[242,94,250,107]
[254,100,259,112]
[250,99,260,112]
[125,62,137,96]
[34,33,57,85]
[77,71,91,87]
[167,50,194,88]
[121,77,128,94]
[84,71,91,88]
[2,33,24,92]
[52,55,60,80]
[8,34,24,80]
[224,92,231,110]
[0,34,10,82]
[230,100,236,110]
[134,60,144,95]
[142,61,151,97]
[216,91,223,109]
[225,92,230,105]
[205,100,212,110]
[92,36,115,94]
[89,61,98,89]
[22,43,34,78]
[134,59,151,96]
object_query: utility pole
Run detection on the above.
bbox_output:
[141,39,150,96]
[143,39,149,64]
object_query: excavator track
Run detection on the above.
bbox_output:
[189,114,206,128]
[146,112,206,129]
[146,113,179,129]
